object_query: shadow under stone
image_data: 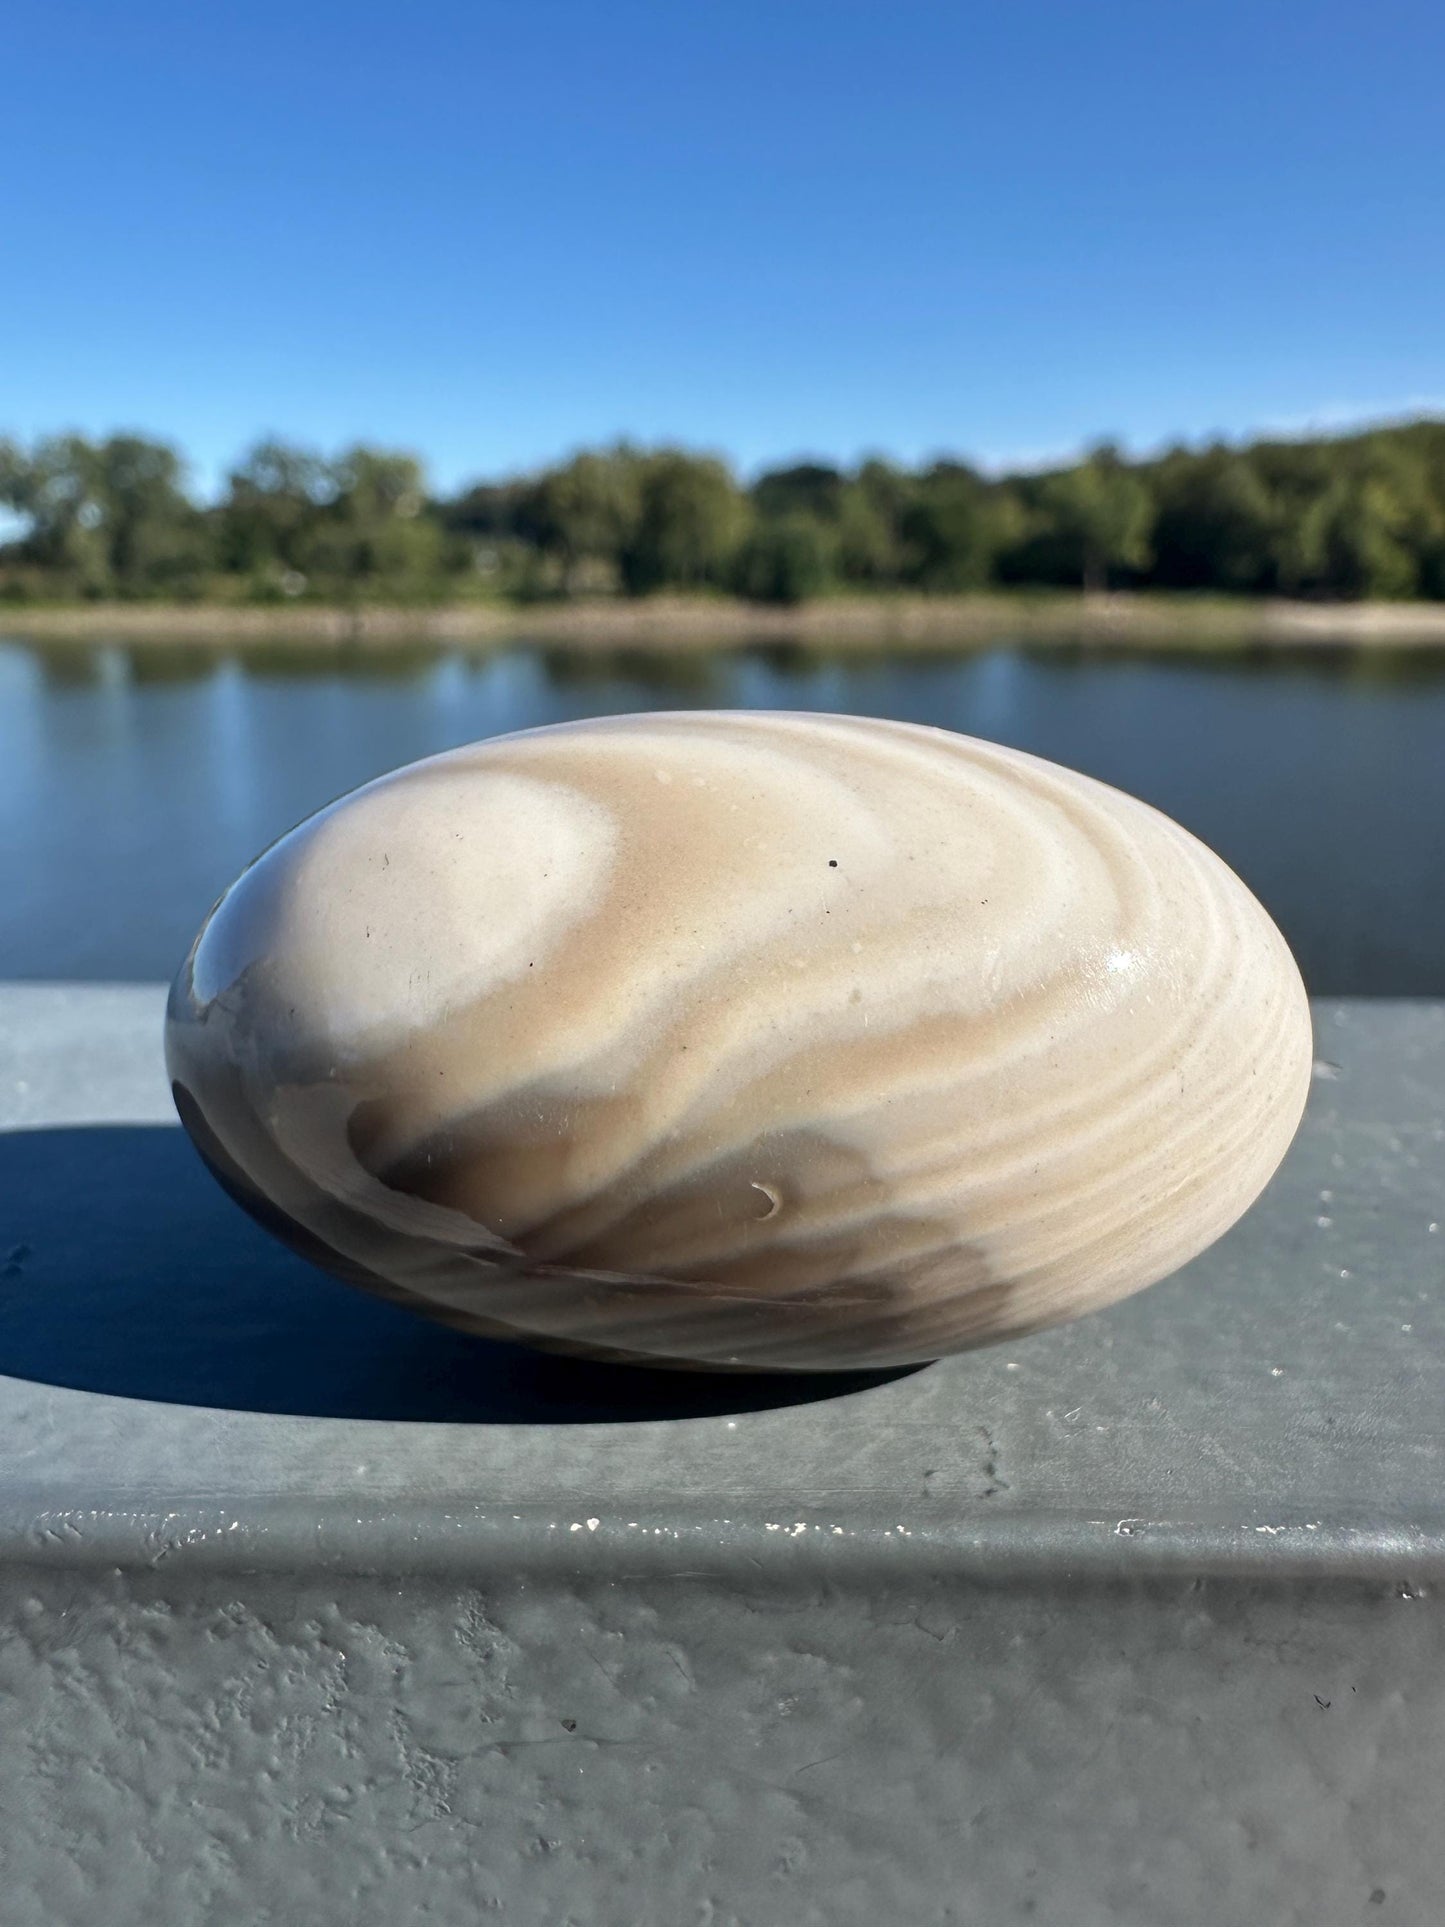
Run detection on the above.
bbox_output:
[0,1126,921,1422]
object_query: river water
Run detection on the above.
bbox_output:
[3,631,1442,992]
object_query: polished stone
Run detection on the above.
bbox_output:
[166,712,1311,1370]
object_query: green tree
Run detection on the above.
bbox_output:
[835,460,911,585]
[1149,446,1274,592]
[751,463,846,524]
[516,447,644,593]
[619,451,747,594]
[900,463,1004,590]
[1,434,108,592]
[1316,474,1419,599]
[0,432,205,597]
[734,515,834,604]
[220,439,333,584]
[317,447,446,599]
[93,435,209,594]
[442,478,527,539]
[0,438,27,511]
[1256,433,1442,599]
[9,415,1445,608]
[1035,448,1153,591]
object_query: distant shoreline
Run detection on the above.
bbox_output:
[8,591,1445,652]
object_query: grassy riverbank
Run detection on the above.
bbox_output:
[9,590,1445,654]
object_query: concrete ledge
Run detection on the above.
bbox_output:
[2,989,1443,1925]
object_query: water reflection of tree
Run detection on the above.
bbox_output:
[33,643,108,689]
[1016,638,1445,689]
[538,647,726,698]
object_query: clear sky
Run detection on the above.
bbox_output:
[6,0,1443,494]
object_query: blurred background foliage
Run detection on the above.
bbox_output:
[3,418,1444,608]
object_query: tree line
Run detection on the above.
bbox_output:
[3,418,1444,607]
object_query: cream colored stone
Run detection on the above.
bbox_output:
[166,712,1312,1371]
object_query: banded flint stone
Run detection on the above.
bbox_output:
[166,712,1312,1371]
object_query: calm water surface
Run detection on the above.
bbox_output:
[3,632,1443,992]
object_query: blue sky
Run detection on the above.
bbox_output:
[5,0,1443,494]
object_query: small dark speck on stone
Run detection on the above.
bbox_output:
[1314,1695,1331,1709]
[560,1718,577,1733]
[1371,1890,1387,1905]
[828,859,838,867]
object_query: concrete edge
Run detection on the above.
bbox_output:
[3,1497,1442,1586]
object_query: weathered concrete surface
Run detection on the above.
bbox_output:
[0,988,1442,1926]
